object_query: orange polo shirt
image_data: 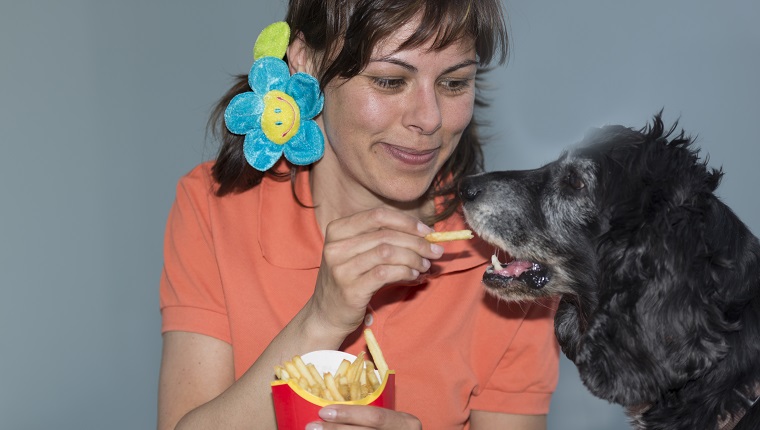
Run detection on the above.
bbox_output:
[160,162,559,429]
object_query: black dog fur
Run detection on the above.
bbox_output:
[460,114,760,429]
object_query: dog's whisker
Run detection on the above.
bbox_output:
[530,297,560,313]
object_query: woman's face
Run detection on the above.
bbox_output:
[316,20,478,205]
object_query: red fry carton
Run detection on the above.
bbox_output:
[271,350,396,430]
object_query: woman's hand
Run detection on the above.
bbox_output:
[307,207,444,336]
[306,405,422,430]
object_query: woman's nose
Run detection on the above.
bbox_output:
[404,85,442,135]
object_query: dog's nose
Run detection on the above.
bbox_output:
[459,178,482,202]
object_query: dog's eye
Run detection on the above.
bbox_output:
[565,171,586,190]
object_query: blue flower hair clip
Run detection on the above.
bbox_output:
[224,22,325,171]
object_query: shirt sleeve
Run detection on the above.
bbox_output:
[470,297,560,415]
[159,166,231,344]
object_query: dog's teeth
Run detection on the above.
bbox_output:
[491,254,503,270]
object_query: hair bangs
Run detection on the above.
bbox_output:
[398,1,474,58]
[320,0,507,86]
[399,0,508,67]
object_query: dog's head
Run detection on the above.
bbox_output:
[462,114,757,407]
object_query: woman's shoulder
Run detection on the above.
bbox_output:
[176,161,258,198]
[173,161,261,209]
[173,160,299,214]
[177,160,215,186]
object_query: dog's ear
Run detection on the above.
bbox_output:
[554,299,584,362]
[575,182,744,406]
[574,270,731,406]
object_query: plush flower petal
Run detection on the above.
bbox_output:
[283,120,324,165]
[287,72,324,120]
[253,21,290,61]
[225,92,263,134]
[243,129,285,171]
[249,57,290,94]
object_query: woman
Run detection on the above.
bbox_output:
[158,0,559,429]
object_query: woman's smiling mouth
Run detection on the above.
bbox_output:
[381,143,439,166]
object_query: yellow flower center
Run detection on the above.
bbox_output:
[261,90,300,145]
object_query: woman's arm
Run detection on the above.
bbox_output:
[158,332,234,430]
[470,410,546,430]
[158,303,345,430]
[158,208,442,429]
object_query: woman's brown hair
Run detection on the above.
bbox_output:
[208,0,509,225]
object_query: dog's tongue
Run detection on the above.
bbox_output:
[494,260,534,277]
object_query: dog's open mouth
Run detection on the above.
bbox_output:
[485,253,551,290]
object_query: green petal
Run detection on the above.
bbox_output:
[253,22,291,61]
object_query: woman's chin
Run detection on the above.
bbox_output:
[374,180,435,206]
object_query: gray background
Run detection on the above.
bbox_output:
[1,1,757,429]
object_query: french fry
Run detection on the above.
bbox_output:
[324,372,346,401]
[322,388,334,401]
[338,376,350,399]
[363,329,389,381]
[349,380,361,400]
[283,360,301,381]
[335,359,351,379]
[297,376,311,393]
[365,361,381,391]
[293,355,317,387]
[307,363,326,389]
[424,229,474,243]
[346,352,365,383]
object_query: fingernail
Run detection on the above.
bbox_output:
[305,423,323,430]
[411,269,420,278]
[418,222,434,234]
[319,407,338,421]
[422,258,431,270]
[430,243,444,256]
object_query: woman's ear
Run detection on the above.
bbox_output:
[286,32,315,76]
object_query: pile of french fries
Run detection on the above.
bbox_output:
[274,329,390,402]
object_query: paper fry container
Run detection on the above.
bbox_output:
[271,350,396,430]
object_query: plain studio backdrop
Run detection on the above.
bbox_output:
[1,1,758,429]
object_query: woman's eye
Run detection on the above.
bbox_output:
[440,79,472,94]
[372,77,405,90]
[565,171,585,190]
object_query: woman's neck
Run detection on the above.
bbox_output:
[309,160,435,236]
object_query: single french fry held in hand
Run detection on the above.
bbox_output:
[424,229,474,243]
[272,329,392,403]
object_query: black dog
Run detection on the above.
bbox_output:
[460,114,760,429]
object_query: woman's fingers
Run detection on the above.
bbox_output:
[324,227,445,268]
[307,405,422,430]
[332,241,437,282]
[325,207,432,243]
